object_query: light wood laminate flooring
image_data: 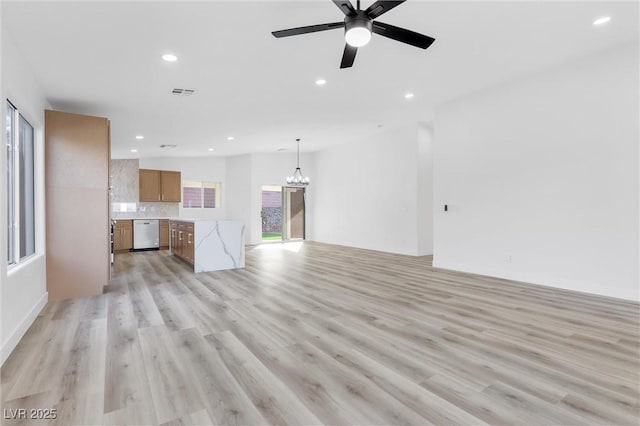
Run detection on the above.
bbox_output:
[1,242,639,425]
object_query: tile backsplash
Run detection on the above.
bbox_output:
[111,159,179,218]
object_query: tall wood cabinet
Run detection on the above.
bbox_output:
[45,110,110,300]
[139,169,181,202]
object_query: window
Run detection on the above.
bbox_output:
[6,100,36,265]
[182,180,221,209]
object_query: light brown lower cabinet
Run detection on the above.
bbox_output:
[159,220,169,249]
[170,220,194,265]
[113,220,133,252]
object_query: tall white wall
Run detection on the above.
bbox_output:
[139,156,227,219]
[434,43,639,301]
[1,30,50,364]
[417,123,434,255]
[225,155,253,242]
[312,124,427,255]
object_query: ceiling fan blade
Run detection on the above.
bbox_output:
[332,0,357,16]
[365,1,405,19]
[272,22,344,38]
[372,21,435,49]
[340,44,358,68]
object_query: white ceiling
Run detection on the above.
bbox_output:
[3,1,638,158]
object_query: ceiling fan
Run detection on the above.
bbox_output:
[272,0,435,69]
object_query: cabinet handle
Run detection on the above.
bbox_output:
[188,234,192,244]
[179,231,183,241]
[161,193,164,201]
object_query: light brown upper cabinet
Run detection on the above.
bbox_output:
[160,171,181,202]
[139,169,181,202]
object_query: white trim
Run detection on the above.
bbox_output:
[0,291,48,366]
[6,251,41,275]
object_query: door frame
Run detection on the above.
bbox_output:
[282,186,306,241]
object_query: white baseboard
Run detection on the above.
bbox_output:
[0,291,48,366]
[433,260,639,302]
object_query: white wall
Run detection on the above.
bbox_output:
[417,123,434,255]
[1,29,50,365]
[312,124,428,255]
[225,155,253,242]
[139,156,227,219]
[434,43,639,301]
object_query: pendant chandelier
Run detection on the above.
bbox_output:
[286,138,309,187]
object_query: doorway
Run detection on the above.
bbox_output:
[282,187,305,241]
[261,185,282,241]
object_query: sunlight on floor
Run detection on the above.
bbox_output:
[255,241,304,253]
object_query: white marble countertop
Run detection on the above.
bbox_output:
[112,217,242,223]
[112,217,171,221]
[168,218,242,223]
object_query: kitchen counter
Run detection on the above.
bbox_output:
[112,217,171,221]
[169,219,245,272]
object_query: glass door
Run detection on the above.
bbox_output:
[261,185,282,241]
[282,187,305,241]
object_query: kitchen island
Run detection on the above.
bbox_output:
[169,219,245,272]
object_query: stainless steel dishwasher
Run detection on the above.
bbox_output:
[133,219,160,249]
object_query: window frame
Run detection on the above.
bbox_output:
[182,180,221,210]
[6,99,37,267]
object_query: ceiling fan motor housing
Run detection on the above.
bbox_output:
[345,10,373,34]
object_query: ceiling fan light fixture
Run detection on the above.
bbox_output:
[345,13,372,47]
[345,26,371,47]
[272,0,435,69]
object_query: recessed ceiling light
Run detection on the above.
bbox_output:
[130,149,138,153]
[404,93,415,99]
[135,135,144,140]
[162,54,178,62]
[208,148,214,152]
[593,16,611,26]
[277,148,287,152]
[227,136,235,141]
[315,79,327,86]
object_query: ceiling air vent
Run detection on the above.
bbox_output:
[159,144,178,149]
[171,88,195,96]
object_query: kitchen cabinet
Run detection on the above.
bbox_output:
[169,219,244,272]
[170,221,178,253]
[170,220,194,265]
[139,169,181,202]
[113,220,133,252]
[45,110,110,300]
[159,219,169,249]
